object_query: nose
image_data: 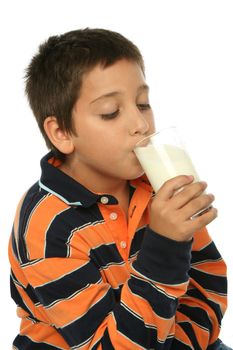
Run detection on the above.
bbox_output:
[128,108,151,136]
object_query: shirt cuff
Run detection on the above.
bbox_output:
[133,226,192,285]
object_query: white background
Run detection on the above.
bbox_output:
[0,0,232,348]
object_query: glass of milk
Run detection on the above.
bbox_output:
[134,126,210,218]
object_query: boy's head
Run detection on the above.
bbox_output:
[25,28,146,160]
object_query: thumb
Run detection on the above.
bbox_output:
[156,175,194,200]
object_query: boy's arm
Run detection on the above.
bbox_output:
[176,226,227,348]
[143,175,227,349]
[134,225,227,350]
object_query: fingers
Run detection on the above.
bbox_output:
[150,176,217,242]
[156,175,194,201]
[170,181,208,209]
[181,193,215,220]
[183,206,218,233]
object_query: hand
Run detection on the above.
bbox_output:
[149,175,217,242]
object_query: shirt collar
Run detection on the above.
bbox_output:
[39,151,153,208]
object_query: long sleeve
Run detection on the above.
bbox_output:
[130,226,227,350]
[174,227,227,349]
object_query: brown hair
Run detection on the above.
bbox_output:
[25,28,145,159]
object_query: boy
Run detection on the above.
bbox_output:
[9,28,229,349]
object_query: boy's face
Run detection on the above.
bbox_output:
[68,59,155,181]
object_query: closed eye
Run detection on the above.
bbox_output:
[100,104,151,120]
[137,104,151,111]
[101,110,119,120]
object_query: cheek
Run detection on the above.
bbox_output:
[95,131,122,153]
[76,119,125,160]
[82,135,120,162]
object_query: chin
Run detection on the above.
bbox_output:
[127,168,145,180]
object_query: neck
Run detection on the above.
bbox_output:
[59,160,129,197]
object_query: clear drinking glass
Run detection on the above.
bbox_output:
[134,126,211,218]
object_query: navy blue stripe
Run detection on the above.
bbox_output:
[129,226,145,257]
[26,284,40,304]
[10,276,40,323]
[59,288,115,347]
[101,328,115,350]
[186,288,223,323]
[18,182,45,264]
[91,328,115,350]
[113,303,174,349]
[11,270,39,304]
[13,335,59,350]
[191,241,221,264]
[89,243,123,269]
[171,338,191,349]
[45,207,77,258]
[189,267,227,294]
[35,261,101,307]
[128,276,178,318]
[45,204,104,258]
[113,284,122,303]
[178,303,212,332]
[178,322,202,350]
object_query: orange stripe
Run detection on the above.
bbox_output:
[15,283,51,324]
[69,223,112,258]
[192,259,227,276]
[100,264,130,288]
[20,318,69,349]
[23,257,88,287]
[45,284,110,327]
[25,195,68,259]
[127,187,151,243]
[122,283,175,341]
[207,290,228,314]
[192,227,212,251]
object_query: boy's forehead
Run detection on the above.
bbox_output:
[80,59,148,102]
[90,84,149,105]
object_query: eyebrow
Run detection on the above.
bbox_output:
[90,84,149,104]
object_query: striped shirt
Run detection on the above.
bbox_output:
[9,151,227,349]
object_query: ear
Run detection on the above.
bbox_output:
[43,116,75,155]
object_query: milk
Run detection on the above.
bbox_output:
[134,143,200,192]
